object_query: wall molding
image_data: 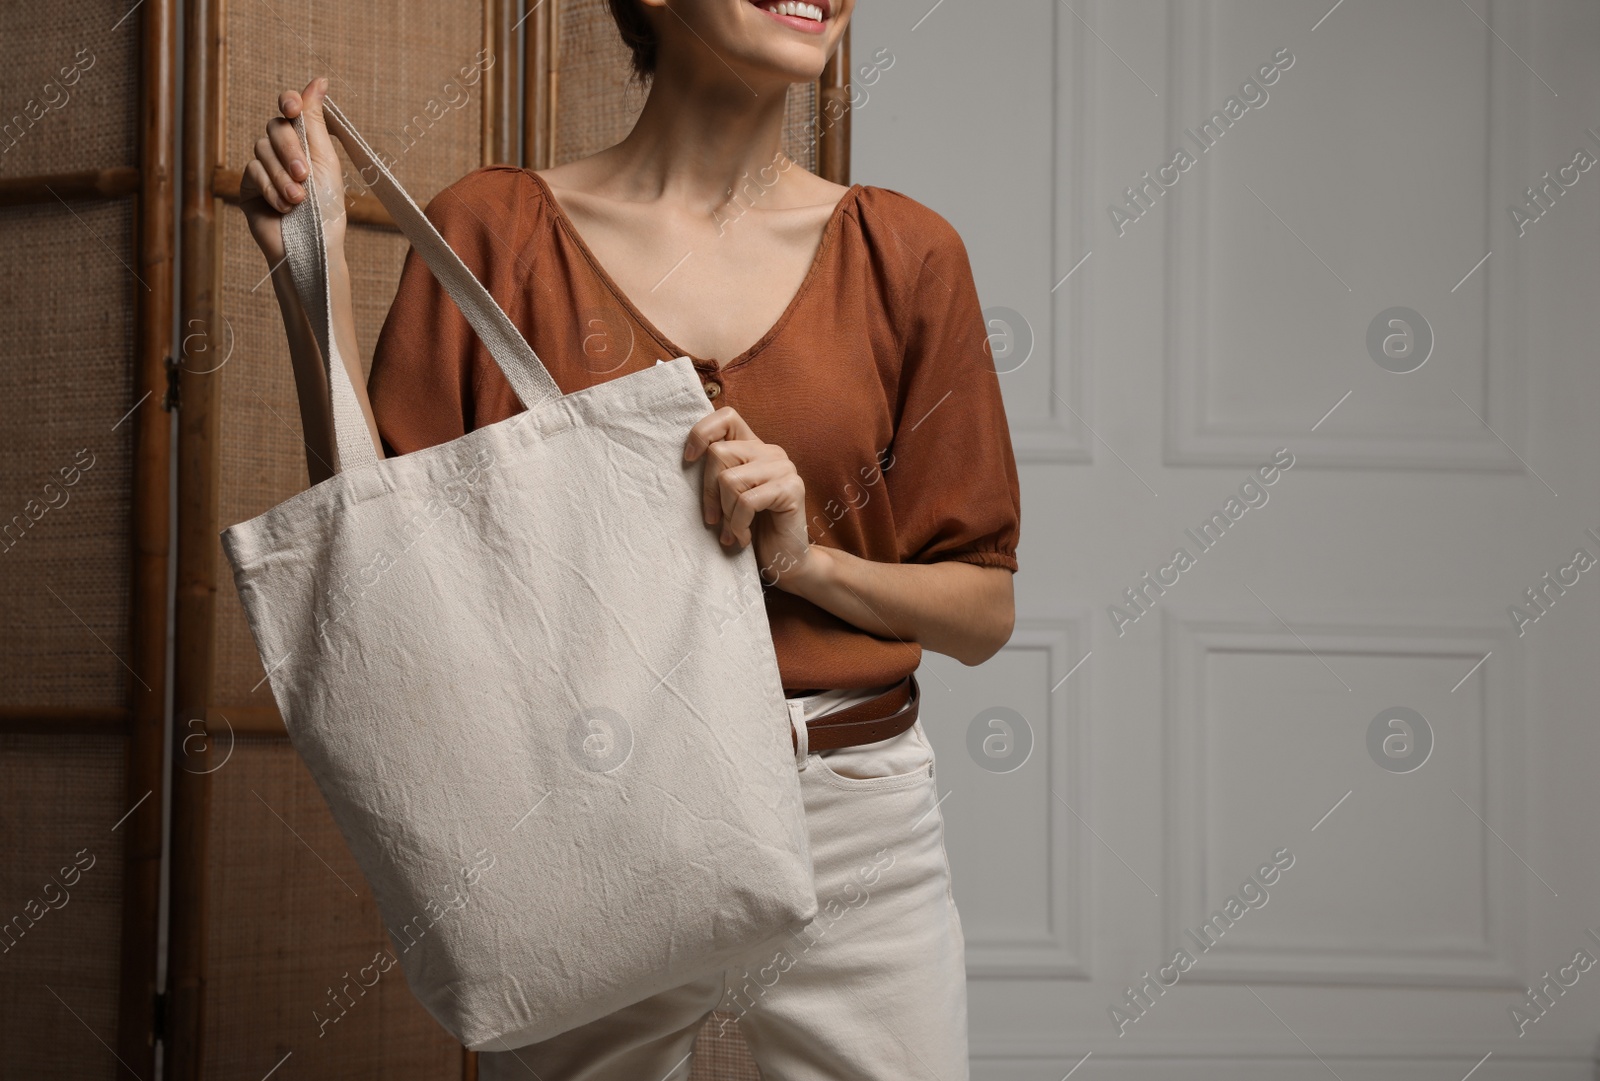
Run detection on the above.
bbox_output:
[1010,0,1094,463]
[1160,610,1525,987]
[955,616,1092,978]
[1161,0,1530,470]
[971,1032,1595,1077]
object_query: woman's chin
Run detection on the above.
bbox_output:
[736,0,847,79]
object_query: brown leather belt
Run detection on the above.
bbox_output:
[789,675,920,754]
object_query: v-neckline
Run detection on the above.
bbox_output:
[526,168,863,374]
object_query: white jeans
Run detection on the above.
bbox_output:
[477,684,970,1080]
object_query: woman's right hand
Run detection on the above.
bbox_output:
[239,76,347,266]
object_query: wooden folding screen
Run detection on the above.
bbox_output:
[169,1,515,1077]
[0,2,174,1079]
[168,1,849,1078]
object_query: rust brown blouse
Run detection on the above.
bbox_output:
[368,165,1021,693]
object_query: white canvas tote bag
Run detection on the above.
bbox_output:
[219,100,817,1051]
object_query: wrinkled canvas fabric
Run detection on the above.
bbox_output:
[219,100,817,1052]
[477,716,971,1081]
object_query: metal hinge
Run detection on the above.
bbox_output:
[161,355,180,411]
[152,990,167,1043]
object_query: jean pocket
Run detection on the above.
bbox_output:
[808,720,936,791]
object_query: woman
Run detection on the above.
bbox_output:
[240,0,1019,1076]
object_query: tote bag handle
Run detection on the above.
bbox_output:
[278,97,564,473]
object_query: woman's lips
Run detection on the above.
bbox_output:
[750,0,830,35]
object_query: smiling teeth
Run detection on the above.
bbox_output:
[766,1,824,22]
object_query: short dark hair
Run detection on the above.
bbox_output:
[607,0,657,84]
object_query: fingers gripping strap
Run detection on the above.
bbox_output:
[318,98,562,411]
[280,114,380,473]
[277,101,563,477]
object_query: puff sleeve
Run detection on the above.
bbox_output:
[878,194,1021,572]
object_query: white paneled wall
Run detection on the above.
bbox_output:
[852,1,1600,1077]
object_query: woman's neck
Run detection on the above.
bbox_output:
[598,62,801,214]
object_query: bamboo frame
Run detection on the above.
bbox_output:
[0,707,131,733]
[483,0,517,165]
[201,706,285,737]
[0,167,141,206]
[817,36,851,186]
[166,0,223,1068]
[116,2,179,1075]
[522,0,557,170]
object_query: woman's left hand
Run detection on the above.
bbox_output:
[684,406,815,588]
